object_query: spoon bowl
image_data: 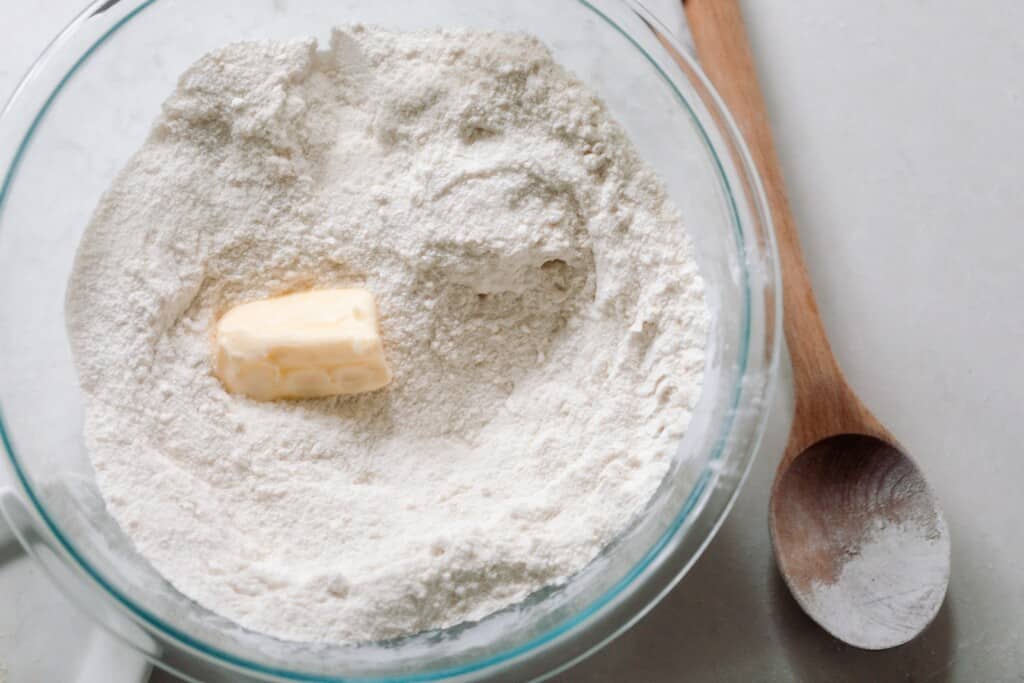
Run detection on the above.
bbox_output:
[770,435,950,649]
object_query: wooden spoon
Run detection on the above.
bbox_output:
[682,0,950,649]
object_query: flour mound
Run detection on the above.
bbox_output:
[66,26,708,644]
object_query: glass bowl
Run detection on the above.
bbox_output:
[0,1,780,681]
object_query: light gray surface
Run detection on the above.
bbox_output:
[2,1,1023,681]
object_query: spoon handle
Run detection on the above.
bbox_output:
[682,0,883,458]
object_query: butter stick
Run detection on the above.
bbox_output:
[214,289,392,401]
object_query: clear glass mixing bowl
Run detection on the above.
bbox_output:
[0,1,780,680]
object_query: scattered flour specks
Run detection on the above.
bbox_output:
[66,26,708,644]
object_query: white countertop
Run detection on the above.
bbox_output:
[3,1,1023,681]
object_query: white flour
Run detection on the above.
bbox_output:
[807,515,949,649]
[65,27,708,644]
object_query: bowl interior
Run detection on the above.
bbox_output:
[0,1,775,680]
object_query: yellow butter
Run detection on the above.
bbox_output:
[214,288,392,401]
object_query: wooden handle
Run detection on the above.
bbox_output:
[682,0,886,459]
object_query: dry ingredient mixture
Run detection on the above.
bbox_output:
[65,27,709,644]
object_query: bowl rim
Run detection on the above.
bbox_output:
[0,1,782,680]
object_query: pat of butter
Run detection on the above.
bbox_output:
[214,288,392,401]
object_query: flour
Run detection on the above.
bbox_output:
[65,27,708,644]
[807,515,949,649]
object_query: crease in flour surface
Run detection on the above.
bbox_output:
[65,26,709,644]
